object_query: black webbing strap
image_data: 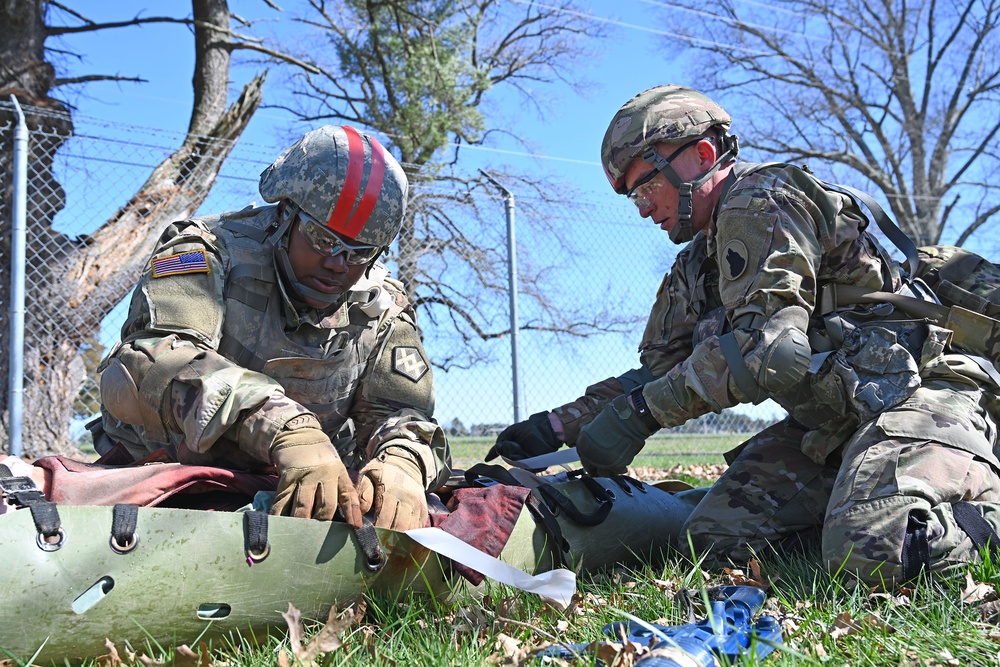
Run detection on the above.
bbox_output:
[525,492,569,566]
[243,510,271,563]
[535,477,613,527]
[110,503,139,553]
[821,180,920,277]
[901,512,930,582]
[952,501,1000,561]
[354,516,385,572]
[0,463,64,550]
[464,463,525,488]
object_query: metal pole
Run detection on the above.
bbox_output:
[479,170,524,422]
[8,95,28,457]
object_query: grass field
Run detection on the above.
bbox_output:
[448,434,737,472]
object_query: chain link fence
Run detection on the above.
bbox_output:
[0,104,782,459]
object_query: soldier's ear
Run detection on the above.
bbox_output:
[695,138,717,168]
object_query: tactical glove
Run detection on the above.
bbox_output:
[357,449,428,532]
[577,390,659,477]
[270,415,362,527]
[486,411,562,463]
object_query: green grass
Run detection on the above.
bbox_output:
[448,433,739,470]
[32,548,1000,666]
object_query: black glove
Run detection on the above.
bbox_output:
[577,391,659,477]
[486,411,561,462]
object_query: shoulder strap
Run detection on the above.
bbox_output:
[819,181,919,277]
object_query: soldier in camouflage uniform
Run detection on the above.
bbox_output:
[97,125,450,531]
[491,85,1000,587]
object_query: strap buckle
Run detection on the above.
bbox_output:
[0,476,45,507]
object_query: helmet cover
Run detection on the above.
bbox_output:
[601,85,732,193]
[259,125,408,247]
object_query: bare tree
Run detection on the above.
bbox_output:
[0,0,282,457]
[657,0,1000,247]
[269,0,636,370]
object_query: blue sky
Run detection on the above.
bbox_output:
[53,2,695,198]
[47,2,789,428]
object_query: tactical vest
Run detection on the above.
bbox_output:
[208,208,402,438]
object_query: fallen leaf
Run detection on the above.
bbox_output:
[828,611,895,640]
[938,647,960,665]
[980,599,1000,624]
[174,644,211,667]
[281,598,365,666]
[962,572,998,605]
[96,639,122,667]
[868,592,911,607]
[282,603,305,656]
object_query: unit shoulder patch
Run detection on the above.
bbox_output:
[392,346,429,382]
[721,240,748,281]
[151,250,210,278]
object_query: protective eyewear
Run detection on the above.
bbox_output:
[625,169,665,209]
[296,211,382,265]
[625,138,701,208]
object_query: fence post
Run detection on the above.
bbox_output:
[479,170,524,422]
[7,95,27,457]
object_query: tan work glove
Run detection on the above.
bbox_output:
[270,415,362,527]
[356,449,428,532]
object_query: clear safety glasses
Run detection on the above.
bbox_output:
[624,138,701,208]
[296,211,382,265]
[625,169,665,209]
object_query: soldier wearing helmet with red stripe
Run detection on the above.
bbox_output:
[96,126,449,531]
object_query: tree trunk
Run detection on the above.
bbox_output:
[0,0,265,458]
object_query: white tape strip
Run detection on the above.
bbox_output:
[404,526,576,609]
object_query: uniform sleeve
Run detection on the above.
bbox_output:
[350,288,451,491]
[551,247,700,444]
[643,167,830,427]
[103,218,291,460]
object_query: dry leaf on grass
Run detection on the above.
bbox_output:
[961,572,998,605]
[174,643,212,667]
[828,611,895,640]
[279,598,366,667]
[722,558,772,590]
[489,632,532,665]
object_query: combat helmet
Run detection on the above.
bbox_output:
[259,125,408,305]
[601,85,739,244]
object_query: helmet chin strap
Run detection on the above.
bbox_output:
[642,134,740,244]
[271,202,345,309]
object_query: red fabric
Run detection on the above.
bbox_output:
[35,456,277,511]
[430,484,532,585]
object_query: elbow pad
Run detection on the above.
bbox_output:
[719,306,812,402]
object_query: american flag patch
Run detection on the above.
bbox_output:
[151,250,210,278]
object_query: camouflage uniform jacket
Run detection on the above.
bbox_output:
[99,204,450,490]
[561,163,974,463]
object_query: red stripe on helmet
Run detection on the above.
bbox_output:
[326,126,366,235]
[342,136,387,239]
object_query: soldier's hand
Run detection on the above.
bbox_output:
[270,415,362,527]
[577,394,658,477]
[356,450,428,532]
[486,411,561,463]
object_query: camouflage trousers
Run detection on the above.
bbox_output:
[681,374,1000,588]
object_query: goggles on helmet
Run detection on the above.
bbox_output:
[296,210,382,265]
